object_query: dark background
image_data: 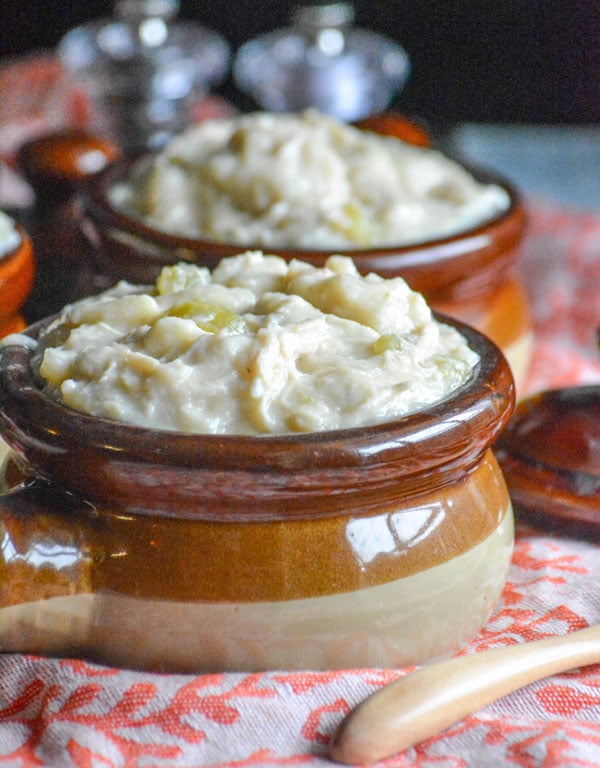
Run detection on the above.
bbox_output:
[1,0,599,127]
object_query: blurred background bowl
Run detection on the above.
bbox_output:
[79,139,533,390]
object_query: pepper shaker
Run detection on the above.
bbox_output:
[233,1,410,121]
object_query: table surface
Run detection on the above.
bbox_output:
[1,52,600,768]
[446,123,600,213]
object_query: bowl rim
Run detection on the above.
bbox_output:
[0,312,515,473]
[80,152,525,263]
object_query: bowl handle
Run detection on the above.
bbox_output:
[354,113,432,147]
[0,478,93,608]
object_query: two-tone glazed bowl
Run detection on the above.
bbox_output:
[0,314,515,673]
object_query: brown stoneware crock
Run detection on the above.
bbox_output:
[0,314,515,673]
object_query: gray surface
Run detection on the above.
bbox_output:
[446,124,600,213]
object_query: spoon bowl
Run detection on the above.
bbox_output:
[330,620,600,764]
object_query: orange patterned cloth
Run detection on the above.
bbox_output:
[0,202,599,767]
[521,204,600,395]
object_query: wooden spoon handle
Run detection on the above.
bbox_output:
[330,624,600,765]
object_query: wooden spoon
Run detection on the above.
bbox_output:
[330,622,600,764]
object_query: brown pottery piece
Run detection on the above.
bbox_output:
[15,130,119,321]
[496,386,600,540]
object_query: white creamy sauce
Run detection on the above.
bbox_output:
[36,253,479,435]
[0,210,20,257]
[113,110,510,249]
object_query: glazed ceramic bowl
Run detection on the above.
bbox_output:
[79,150,532,391]
[0,314,515,673]
[0,221,35,338]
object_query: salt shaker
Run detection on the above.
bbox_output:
[58,0,231,151]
